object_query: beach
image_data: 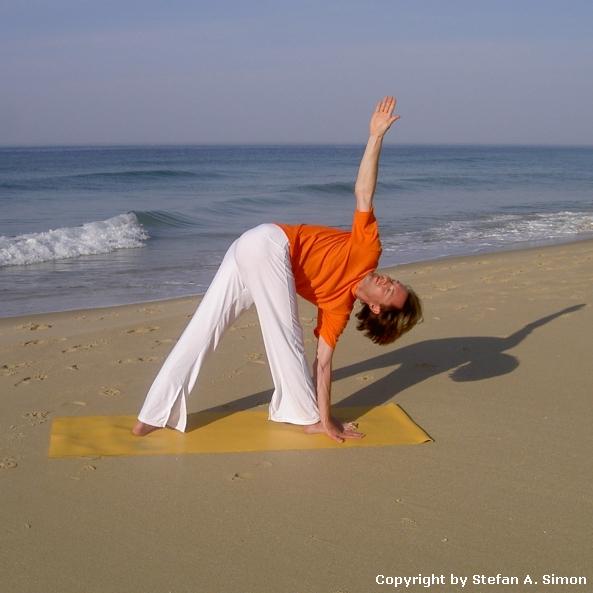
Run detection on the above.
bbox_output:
[1,238,591,593]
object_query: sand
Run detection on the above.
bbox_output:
[1,239,592,593]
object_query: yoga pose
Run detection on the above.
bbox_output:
[133,96,422,443]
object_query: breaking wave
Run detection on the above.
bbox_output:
[0,212,149,266]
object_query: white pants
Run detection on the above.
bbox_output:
[137,224,320,432]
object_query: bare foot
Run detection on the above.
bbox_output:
[303,421,325,435]
[302,419,360,435]
[132,421,162,436]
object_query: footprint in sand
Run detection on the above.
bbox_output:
[433,283,459,292]
[1,362,32,376]
[97,313,119,320]
[22,339,46,347]
[117,357,137,365]
[14,373,48,387]
[116,356,160,365]
[101,387,121,397]
[230,472,254,481]
[70,462,100,480]
[230,459,274,481]
[229,322,258,332]
[153,338,174,347]
[17,322,53,331]
[246,352,265,365]
[61,342,100,354]
[67,364,80,371]
[23,411,50,425]
[400,517,417,528]
[125,326,159,335]
[0,458,18,469]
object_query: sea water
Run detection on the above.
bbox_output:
[1,144,592,317]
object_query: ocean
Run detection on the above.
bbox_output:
[1,144,592,318]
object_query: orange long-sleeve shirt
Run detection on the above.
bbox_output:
[277,210,381,348]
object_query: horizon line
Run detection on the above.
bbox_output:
[2,141,593,149]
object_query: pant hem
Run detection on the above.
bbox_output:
[137,415,168,429]
[268,415,320,426]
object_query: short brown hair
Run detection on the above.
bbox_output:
[355,285,423,345]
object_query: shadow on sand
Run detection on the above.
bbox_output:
[186,304,584,431]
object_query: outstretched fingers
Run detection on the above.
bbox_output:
[376,96,396,114]
[342,428,365,439]
[337,419,365,439]
[385,96,396,115]
[303,419,365,442]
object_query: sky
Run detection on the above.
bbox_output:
[1,0,593,145]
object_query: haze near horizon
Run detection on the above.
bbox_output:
[2,1,592,146]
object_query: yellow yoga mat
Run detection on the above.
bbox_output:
[48,404,432,458]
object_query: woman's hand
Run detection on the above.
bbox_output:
[304,417,365,443]
[369,96,400,138]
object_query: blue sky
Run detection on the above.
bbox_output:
[2,1,592,144]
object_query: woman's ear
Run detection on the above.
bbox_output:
[369,303,381,315]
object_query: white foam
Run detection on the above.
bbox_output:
[0,213,149,267]
[382,210,593,260]
[434,211,593,244]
